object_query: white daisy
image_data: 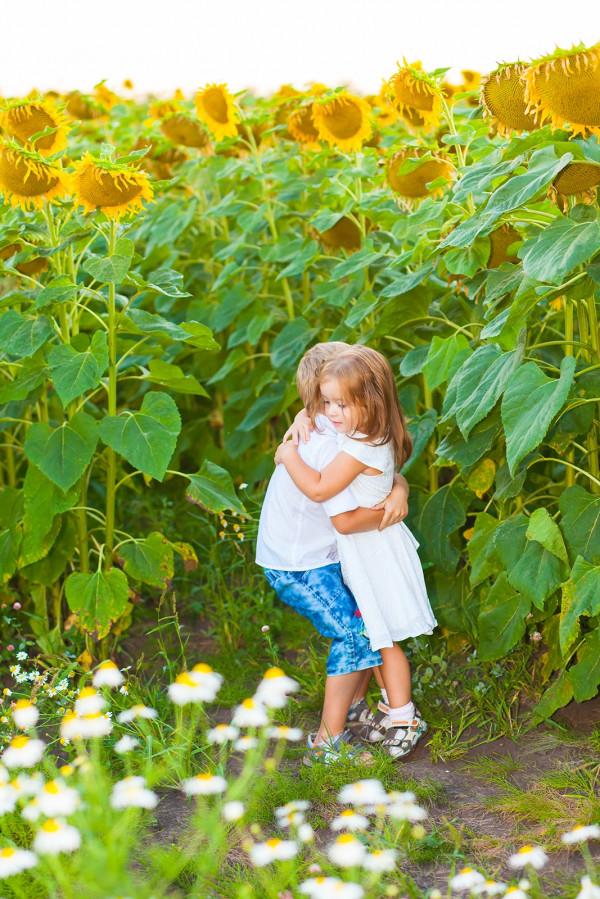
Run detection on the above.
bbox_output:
[298,823,314,843]
[181,773,227,795]
[299,876,364,898]
[233,736,258,752]
[576,876,600,899]
[503,888,529,899]
[61,712,113,739]
[268,726,303,741]
[331,810,369,831]
[36,779,81,817]
[248,837,298,866]
[338,779,387,806]
[33,818,81,855]
[508,845,548,870]
[168,671,217,705]
[254,667,299,708]
[188,664,223,701]
[450,867,486,891]
[222,801,244,821]
[74,687,106,716]
[92,660,124,689]
[562,825,600,844]
[362,848,397,871]
[0,783,17,815]
[473,881,508,896]
[231,698,269,728]
[0,845,37,875]
[110,776,158,809]
[386,793,427,822]
[116,704,157,723]
[2,735,45,768]
[207,725,239,744]
[114,736,139,754]
[276,800,310,818]
[327,834,366,867]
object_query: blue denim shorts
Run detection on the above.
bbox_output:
[263,563,382,677]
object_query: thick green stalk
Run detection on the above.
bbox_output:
[564,298,575,488]
[422,377,438,493]
[586,296,600,494]
[104,222,119,570]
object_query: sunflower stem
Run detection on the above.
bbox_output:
[586,295,600,494]
[422,377,438,493]
[104,221,119,570]
[564,299,575,488]
[439,96,475,215]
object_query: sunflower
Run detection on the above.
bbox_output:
[400,106,426,129]
[549,162,600,209]
[385,61,443,127]
[288,104,320,146]
[194,84,238,141]
[0,141,68,211]
[481,63,540,136]
[1,99,70,155]
[387,149,453,199]
[316,216,362,250]
[311,92,372,153]
[95,83,119,110]
[369,90,398,127]
[487,224,521,268]
[65,92,104,121]
[146,99,182,123]
[71,152,153,219]
[523,43,600,139]
[160,114,210,149]
[123,79,134,91]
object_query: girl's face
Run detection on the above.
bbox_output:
[320,377,360,434]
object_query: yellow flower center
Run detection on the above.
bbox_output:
[201,87,229,124]
[519,846,533,854]
[266,838,281,848]
[337,834,355,844]
[241,698,255,709]
[11,735,29,749]
[0,147,59,197]
[14,699,32,710]
[192,663,213,674]
[45,781,60,794]
[263,668,285,679]
[175,673,197,687]
[78,165,144,208]
[98,661,118,670]
[78,687,97,699]
[0,848,15,858]
[195,773,214,781]
[5,104,61,151]
[42,819,60,833]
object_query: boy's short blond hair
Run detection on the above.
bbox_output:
[296,341,349,412]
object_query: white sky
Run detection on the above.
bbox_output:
[2,0,599,98]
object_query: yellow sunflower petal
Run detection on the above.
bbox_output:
[288,104,320,147]
[1,99,70,155]
[0,142,68,212]
[194,83,238,141]
[385,61,443,128]
[71,152,153,220]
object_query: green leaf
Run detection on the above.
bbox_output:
[494,514,529,572]
[0,490,22,585]
[531,669,573,723]
[435,409,501,467]
[402,408,437,474]
[379,262,435,298]
[559,485,600,565]
[428,568,479,638]
[179,322,220,351]
[400,345,429,377]
[32,276,77,311]
[20,515,76,587]
[477,572,531,660]
[559,555,600,654]
[84,238,134,282]
[48,332,109,407]
[468,512,502,587]
[330,243,388,279]
[98,392,181,482]
[519,215,600,285]
[344,291,379,329]
[24,412,98,492]
[118,532,174,588]
[507,541,566,611]
[444,239,490,278]
[526,507,568,564]
[423,334,471,391]
[238,380,288,431]
[0,362,47,403]
[145,359,209,396]
[443,345,521,438]
[0,311,53,359]
[19,467,78,566]
[185,460,247,517]
[64,568,129,639]
[502,356,576,474]
[413,482,468,573]
[569,630,600,702]
[271,318,317,371]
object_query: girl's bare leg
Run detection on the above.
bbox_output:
[315,670,363,744]
[349,665,385,705]
[378,644,411,708]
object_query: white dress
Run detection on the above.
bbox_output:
[335,434,437,651]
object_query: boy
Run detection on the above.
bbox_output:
[255,342,410,765]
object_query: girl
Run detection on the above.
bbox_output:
[274,345,436,760]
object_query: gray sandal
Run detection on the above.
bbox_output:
[381,709,428,760]
[345,697,371,726]
[357,701,390,743]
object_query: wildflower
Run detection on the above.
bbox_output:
[331,809,369,831]
[114,736,139,754]
[249,837,298,867]
[188,663,223,699]
[255,668,299,708]
[16,652,26,661]
[207,724,239,744]
[450,867,486,891]
[276,800,310,818]
[338,779,388,806]
[300,876,364,898]
[504,889,529,899]
[0,781,17,815]
[508,845,548,870]
[110,776,158,809]
[362,848,397,871]
[231,698,269,728]
[297,823,314,843]
[92,660,125,689]
[181,773,227,795]
[223,801,245,821]
[195,83,239,141]
[72,152,153,220]
[11,772,43,796]
[562,824,600,844]
[33,818,81,855]
[234,736,258,752]
[327,834,366,867]
[0,845,37,876]
[2,689,11,697]
[261,625,270,633]
[268,726,303,741]
[168,671,218,705]
[9,666,20,676]
[481,63,540,136]
[116,704,157,723]
[240,483,248,489]
[386,791,427,822]
[278,810,306,828]
[75,687,106,716]
[473,882,508,896]
[12,699,39,731]
[6,646,14,652]
[2,735,44,768]
[36,779,80,817]
[13,603,22,611]
[385,60,443,126]
[61,712,112,739]
[576,876,600,899]
[312,92,372,153]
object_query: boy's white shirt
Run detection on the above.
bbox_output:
[255,414,358,571]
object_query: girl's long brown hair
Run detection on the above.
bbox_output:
[319,345,413,468]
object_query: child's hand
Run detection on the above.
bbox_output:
[372,486,409,529]
[282,409,313,445]
[274,441,297,466]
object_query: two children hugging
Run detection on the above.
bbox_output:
[255,342,436,765]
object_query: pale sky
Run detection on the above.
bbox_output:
[2,0,599,98]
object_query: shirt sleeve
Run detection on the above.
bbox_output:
[338,434,390,472]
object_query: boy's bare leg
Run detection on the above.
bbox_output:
[349,666,384,705]
[315,671,364,744]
